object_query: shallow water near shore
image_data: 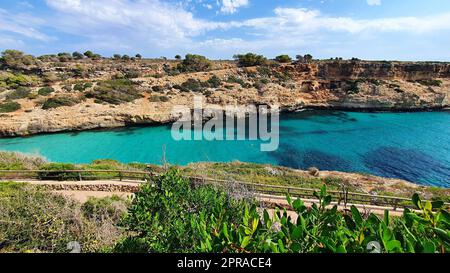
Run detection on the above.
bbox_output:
[0,110,449,187]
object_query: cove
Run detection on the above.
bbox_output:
[0,110,449,188]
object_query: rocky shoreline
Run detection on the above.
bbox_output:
[1,58,449,137]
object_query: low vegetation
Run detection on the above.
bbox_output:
[5,87,31,100]
[177,54,212,72]
[37,86,55,96]
[0,153,449,253]
[42,96,81,110]
[234,53,267,67]
[0,182,126,253]
[0,101,21,113]
[117,170,450,253]
[86,79,142,104]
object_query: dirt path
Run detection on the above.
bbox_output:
[6,179,408,216]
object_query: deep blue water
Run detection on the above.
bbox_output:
[0,111,449,187]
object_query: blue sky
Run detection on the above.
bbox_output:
[1,0,450,60]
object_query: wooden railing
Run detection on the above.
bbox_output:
[1,169,448,211]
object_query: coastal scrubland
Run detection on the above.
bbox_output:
[0,50,449,136]
[1,151,449,201]
[1,169,449,253]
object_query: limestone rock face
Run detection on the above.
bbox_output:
[0,61,449,137]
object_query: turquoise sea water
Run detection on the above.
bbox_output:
[0,111,449,187]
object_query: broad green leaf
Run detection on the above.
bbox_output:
[386,240,402,252]
[351,205,363,227]
[382,228,393,243]
[241,236,251,248]
[252,218,259,232]
[431,200,444,210]
[422,241,436,253]
[336,245,347,253]
[291,242,301,252]
[384,210,389,226]
[293,198,304,211]
[412,193,421,209]
[286,194,292,206]
[433,228,450,243]
[291,226,302,240]
[440,210,450,224]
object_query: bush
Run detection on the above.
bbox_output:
[0,101,21,113]
[207,75,221,88]
[151,85,165,93]
[115,169,250,253]
[0,72,35,89]
[42,96,80,109]
[174,78,209,92]
[73,83,86,91]
[86,79,142,105]
[0,50,37,70]
[0,183,123,253]
[72,51,84,60]
[226,75,249,87]
[275,55,292,63]
[116,170,450,253]
[177,54,212,72]
[416,79,442,87]
[38,86,55,96]
[233,53,267,67]
[84,51,94,58]
[0,151,46,170]
[125,70,141,79]
[149,95,170,102]
[37,163,78,180]
[6,87,31,100]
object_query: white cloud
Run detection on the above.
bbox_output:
[367,0,381,6]
[236,8,450,34]
[4,1,449,60]
[0,9,52,41]
[220,0,249,14]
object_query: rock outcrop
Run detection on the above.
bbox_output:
[0,60,449,137]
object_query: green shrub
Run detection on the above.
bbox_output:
[84,82,93,89]
[174,78,209,93]
[86,79,142,105]
[62,84,72,92]
[0,101,21,113]
[177,54,212,72]
[416,79,442,87]
[149,95,170,102]
[37,86,55,96]
[0,50,37,70]
[0,72,35,89]
[125,70,140,79]
[0,151,46,170]
[73,83,86,91]
[115,169,250,253]
[37,163,78,180]
[116,170,450,253]
[42,96,80,109]
[226,75,248,87]
[6,87,31,100]
[82,195,128,223]
[0,183,123,253]
[207,75,221,88]
[151,85,165,93]
[275,55,292,63]
[233,53,267,67]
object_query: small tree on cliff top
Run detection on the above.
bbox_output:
[233,53,267,67]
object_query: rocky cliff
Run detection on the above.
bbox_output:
[0,59,449,137]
